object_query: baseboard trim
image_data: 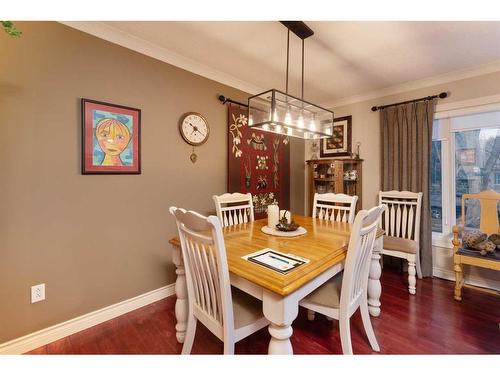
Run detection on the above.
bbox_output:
[0,283,175,355]
[433,266,500,292]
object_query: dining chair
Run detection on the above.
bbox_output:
[308,192,359,321]
[312,193,358,223]
[300,204,386,354]
[169,206,268,354]
[379,190,423,295]
[213,192,254,227]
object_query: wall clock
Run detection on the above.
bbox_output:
[178,112,210,163]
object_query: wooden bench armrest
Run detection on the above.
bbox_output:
[452,224,463,250]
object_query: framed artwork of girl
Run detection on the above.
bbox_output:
[82,99,141,174]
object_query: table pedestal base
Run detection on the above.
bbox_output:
[368,236,382,317]
[172,245,188,343]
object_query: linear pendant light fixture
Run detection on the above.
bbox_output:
[247,21,334,139]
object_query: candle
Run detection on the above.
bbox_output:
[280,210,291,224]
[267,204,279,228]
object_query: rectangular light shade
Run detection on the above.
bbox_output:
[247,89,334,139]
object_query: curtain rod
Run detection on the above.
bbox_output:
[218,95,248,107]
[371,92,448,112]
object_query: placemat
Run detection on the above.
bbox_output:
[260,225,307,237]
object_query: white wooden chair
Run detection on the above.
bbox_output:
[213,192,254,227]
[300,204,387,354]
[312,193,358,223]
[169,206,268,354]
[379,190,423,295]
[308,192,359,321]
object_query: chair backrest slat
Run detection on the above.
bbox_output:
[213,193,254,228]
[401,204,408,238]
[170,207,234,333]
[461,190,500,235]
[341,204,386,310]
[312,193,358,224]
[379,190,423,242]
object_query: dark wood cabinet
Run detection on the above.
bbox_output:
[306,158,363,214]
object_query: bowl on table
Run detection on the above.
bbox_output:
[275,221,299,232]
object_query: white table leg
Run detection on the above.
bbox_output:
[262,290,298,355]
[368,236,382,317]
[172,244,188,343]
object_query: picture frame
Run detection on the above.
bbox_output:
[81,98,141,174]
[320,115,352,158]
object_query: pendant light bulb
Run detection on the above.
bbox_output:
[309,118,316,131]
[284,108,292,125]
[272,108,278,122]
[297,113,304,128]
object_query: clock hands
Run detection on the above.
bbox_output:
[187,122,206,138]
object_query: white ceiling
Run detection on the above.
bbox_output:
[68,21,500,106]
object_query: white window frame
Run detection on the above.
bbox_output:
[432,96,500,248]
[495,173,500,186]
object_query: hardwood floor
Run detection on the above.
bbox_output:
[27,269,500,354]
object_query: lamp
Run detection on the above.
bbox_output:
[248,22,334,139]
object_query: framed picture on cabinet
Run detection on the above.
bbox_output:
[320,115,352,158]
[81,98,141,174]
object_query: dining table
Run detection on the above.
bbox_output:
[169,214,383,354]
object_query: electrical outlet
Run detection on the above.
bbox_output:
[31,283,45,303]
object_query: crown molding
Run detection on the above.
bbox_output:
[60,21,264,96]
[323,59,500,109]
[61,22,500,110]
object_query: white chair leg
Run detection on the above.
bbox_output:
[360,299,380,352]
[408,259,416,295]
[416,253,423,279]
[223,340,235,355]
[339,316,353,355]
[307,309,315,321]
[181,314,197,354]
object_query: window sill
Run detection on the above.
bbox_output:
[432,232,453,249]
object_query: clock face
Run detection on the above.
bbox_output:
[179,113,210,146]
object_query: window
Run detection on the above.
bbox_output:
[495,173,500,186]
[430,140,443,232]
[454,128,500,221]
[431,108,500,244]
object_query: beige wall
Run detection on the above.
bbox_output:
[332,70,500,210]
[305,70,500,211]
[0,22,304,343]
[289,138,306,215]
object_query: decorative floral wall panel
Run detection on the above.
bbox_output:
[227,104,290,219]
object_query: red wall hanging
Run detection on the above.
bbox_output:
[227,103,290,219]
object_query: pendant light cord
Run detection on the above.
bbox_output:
[285,29,305,100]
[301,38,304,100]
[285,29,290,95]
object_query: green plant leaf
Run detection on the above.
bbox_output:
[1,21,22,37]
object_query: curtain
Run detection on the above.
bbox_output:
[380,99,436,277]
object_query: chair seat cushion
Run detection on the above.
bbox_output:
[383,235,418,254]
[231,287,265,329]
[301,272,343,309]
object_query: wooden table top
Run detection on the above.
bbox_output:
[169,215,382,297]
